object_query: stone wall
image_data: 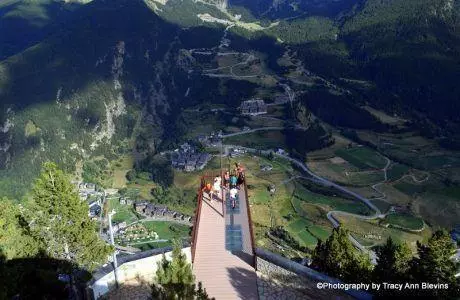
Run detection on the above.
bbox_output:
[88,247,191,299]
[256,257,355,300]
[255,248,372,300]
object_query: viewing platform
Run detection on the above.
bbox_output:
[191,174,259,299]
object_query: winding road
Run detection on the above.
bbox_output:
[221,143,383,261]
[191,24,384,260]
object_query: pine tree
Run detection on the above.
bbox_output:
[152,240,213,300]
[394,242,412,275]
[312,226,373,281]
[346,251,373,283]
[374,237,411,282]
[0,199,40,259]
[312,226,354,279]
[26,162,112,271]
[411,230,460,298]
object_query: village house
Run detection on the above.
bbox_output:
[260,164,273,172]
[275,148,287,156]
[119,197,133,206]
[196,153,211,170]
[89,204,101,219]
[112,221,127,234]
[171,143,211,172]
[134,201,149,213]
[230,148,245,158]
[240,99,267,116]
[80,182,96,192]
[88,197,102,208]
[76,182,103,202]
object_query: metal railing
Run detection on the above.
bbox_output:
[191,172,224,263]
[243,180,257,269]
[190,168,256,269]
[191,178,203,263]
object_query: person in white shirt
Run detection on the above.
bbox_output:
[230,188,238,209]
[213,175,222,199]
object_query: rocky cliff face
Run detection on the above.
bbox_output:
[0,0,190,197]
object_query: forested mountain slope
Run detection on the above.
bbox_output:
[0,0,191,197]
[0,0,91,59]
[0,0,459,198]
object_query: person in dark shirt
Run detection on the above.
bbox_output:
[223,171,230,189]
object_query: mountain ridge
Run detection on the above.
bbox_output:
[0,0,459,199]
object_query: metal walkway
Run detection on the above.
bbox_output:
[192,181,258,300]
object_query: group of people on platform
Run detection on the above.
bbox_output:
[202,163,245,209]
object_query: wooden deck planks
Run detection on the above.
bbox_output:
[193,191,258,300]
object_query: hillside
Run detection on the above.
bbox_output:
[0,0,186,197]
[0,0,321,198]
[0,0,459,220]
[0,0,91,60]
[0,1,459,293]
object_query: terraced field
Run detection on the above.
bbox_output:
[335,147,387,170]
[336,215,431,251]
[294,183,371,215]
[286,218,332,249]
[384,213,424,231]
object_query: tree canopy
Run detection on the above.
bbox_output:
[312,227,460,298]
[152,240,212,300]
[27,162,112,271]
[0,199,40,260]
[374,237,412,282]
[410,230,460,298]
[312,226,372,282]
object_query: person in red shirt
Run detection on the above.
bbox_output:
[202,182,213,201]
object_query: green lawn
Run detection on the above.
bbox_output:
[371,199,392,213]
[294,184,371,215]
[252,187,271,204]
[415,155,460,170]
[329,163,347,173]
[353,235,377,247]
[387,164,410,181]
[296,231,318,248]
[307,225,331,241]
[225,130,287,150]
[287,218,312,232]
[394,182,425,196]
[141,221,191,240]
[438,186,460,199]
[118,221,190,251]
[385,213,424,231]
[107,197,139,224]
[335,147,387,170]
[337,215,430,251]
[136,241,172,251]
[286,218,329,249]
[348,171,385,185]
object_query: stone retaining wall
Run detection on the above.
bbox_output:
[255,248,372,300]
